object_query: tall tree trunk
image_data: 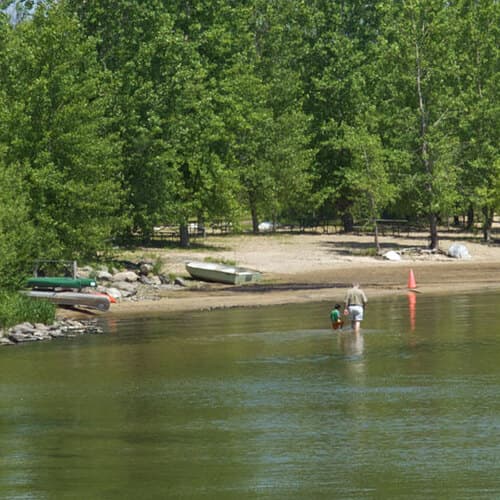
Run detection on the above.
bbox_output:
[369,193,380,254]
[429,213,439,250]
[197,215,205,237]
[341,212,354,233]
[482,206,493,243]
[250,205,259,234]
[415,30,439,252]
[374,220,380,254]
[466,205,474,231]
[179,223,190,248]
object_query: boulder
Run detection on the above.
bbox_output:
[112,271,139,282]
[8,331,37,343]
[97,270,113,281]
[149,275,162,286]
[139,275,153,285]
[14,322,36,333]
[139,262,154,275]
[77,266,93,278]
[0,336,14,346]
[447,244,471,259]
[49,330,66,339]
[158,274,171,284]
[113,281,137,292]
[382,250,402,261]
[258,221,274,232]
[112,281,137,297]
[3,319,103,346]
[174,277,186,287]
[105,287,123,301]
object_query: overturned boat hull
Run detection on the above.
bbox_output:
[27,277,97,290]
[24,290,110,311]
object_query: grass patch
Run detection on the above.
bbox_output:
[0,292,56,330]
[351,247,379,257]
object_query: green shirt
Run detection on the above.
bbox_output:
[330,309,341,321]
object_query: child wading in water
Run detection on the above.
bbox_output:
[330,304,344,330]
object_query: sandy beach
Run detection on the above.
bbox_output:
[94,230,500,318]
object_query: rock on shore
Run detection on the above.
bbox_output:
[0,319,103,346]
[78,260,186,302]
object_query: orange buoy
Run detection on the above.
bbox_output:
[407,269,417,289]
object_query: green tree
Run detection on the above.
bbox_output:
[157,1,316,234]
[377,1,463,249]
[219,63,276,232]
[300,1,385,231]
[455,0,499,242]
[68,1,242,246]
[0,3,125,259]
[217,2,315,232]
[0,124,35,288]
[0,15,36,287]
[333,116,397,252]
[145,17,239,245]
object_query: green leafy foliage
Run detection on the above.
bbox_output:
[375,0,466,247]
[0,291,56,329]
[0,3,125,260]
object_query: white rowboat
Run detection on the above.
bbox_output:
[185,261,262,285]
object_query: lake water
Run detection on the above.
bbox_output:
[2,290,500,499]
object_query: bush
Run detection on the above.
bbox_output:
[0,292,56,330]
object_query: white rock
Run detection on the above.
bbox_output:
[383,250,402,261]
[258,221,274,232]
[447,244,471,259]
[105,287,122,300]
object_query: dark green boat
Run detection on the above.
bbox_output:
[27,277,97,290]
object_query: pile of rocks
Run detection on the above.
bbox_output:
[0,261,190,348]
[77,260,186,302]
[0,319,103,346]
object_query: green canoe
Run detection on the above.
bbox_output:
[27,277,97,290]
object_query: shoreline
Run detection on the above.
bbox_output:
[86,259,500,318]
[3,232,497,343]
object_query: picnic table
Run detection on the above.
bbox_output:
[374,219,410,237]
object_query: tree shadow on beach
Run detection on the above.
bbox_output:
[320,239,420,256]
[321,230,493,257]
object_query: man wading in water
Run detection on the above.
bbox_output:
[343,282,368,333]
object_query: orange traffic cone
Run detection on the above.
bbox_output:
[407,269,417,290]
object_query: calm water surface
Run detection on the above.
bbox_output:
[2,290,500,499]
